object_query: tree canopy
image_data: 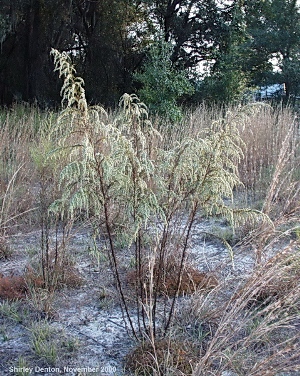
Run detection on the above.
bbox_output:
[0,0,299,107]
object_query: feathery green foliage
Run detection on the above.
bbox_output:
[50,49,267,342]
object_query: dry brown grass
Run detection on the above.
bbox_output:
[25,251,83,292]
[0,104,52,234]
[160,103,300,219]
[0,237,12,259]
[125,338,198,375]
[188,242,300,376]
[157,103,224,148]
[237,104,299,206]
[0,274,27,300]
[126,253,218,298]
[0,263,82,302]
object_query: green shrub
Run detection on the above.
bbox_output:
[134,40,194,123]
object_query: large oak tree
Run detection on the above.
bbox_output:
[0,0,299,106]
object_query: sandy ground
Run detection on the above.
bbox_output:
[0,219,258,376]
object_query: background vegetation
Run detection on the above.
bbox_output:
[0,0,300,108]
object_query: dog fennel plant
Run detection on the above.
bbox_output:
[49,49,267,341]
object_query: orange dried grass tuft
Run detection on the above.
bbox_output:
[0,274,27,300]
[127,254,218,297]
[237,243,300,309]
[25,258,83,292]
[125,338,197,375]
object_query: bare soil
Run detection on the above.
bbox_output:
[0,218,284,376]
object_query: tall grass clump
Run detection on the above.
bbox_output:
[0,104,61,235]
[176,102,299,215]
[236,103,299,207]
[232,103,300,262]
[49,48,266,358]
[0,99,74,294]
[190,242,300,376]
[29,112,76,293]
[179,102,299,261]
[0,104,53,259]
